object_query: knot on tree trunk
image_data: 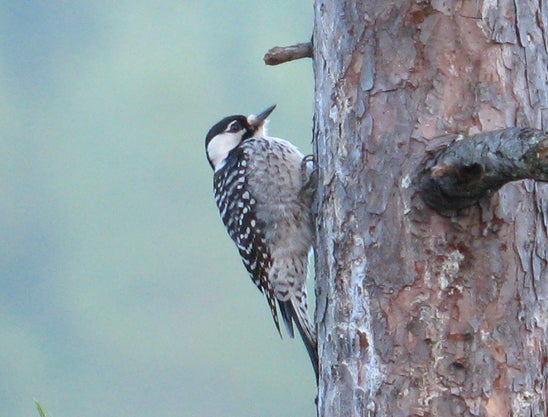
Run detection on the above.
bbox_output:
[419,128,548,216]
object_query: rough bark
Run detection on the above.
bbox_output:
[312,1,547,416]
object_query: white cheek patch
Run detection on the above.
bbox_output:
[207,132,242,171]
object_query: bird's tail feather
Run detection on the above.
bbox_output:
[278,299,318,379]
[278,300,295,338]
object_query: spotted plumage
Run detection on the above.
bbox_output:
[205,105,318,378]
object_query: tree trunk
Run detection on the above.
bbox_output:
[312,1,547,416]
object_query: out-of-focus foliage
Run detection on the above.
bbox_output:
[35,401,47,417]
[1,2,315,416]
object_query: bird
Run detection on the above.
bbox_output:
[205,104,318,378]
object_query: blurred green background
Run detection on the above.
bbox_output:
[1,2,316,416]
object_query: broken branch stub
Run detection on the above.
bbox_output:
[419,128,548,215]
[263,42,313,66]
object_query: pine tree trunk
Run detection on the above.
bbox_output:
[312,1,548,416]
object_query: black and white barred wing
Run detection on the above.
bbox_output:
[213,154,283,335]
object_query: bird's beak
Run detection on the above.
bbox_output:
[248,104,276,128]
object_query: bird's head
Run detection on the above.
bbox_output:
[205,104,276,171]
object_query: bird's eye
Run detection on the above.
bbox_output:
[228,121,242,132]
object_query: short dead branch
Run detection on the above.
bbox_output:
[264,42,313,66]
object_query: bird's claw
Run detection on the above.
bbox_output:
[300,154,318,214]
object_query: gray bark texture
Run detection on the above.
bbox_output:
[312,1,548,416]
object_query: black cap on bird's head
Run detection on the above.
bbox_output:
[205,105,276,170]
[205,104,276,146]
